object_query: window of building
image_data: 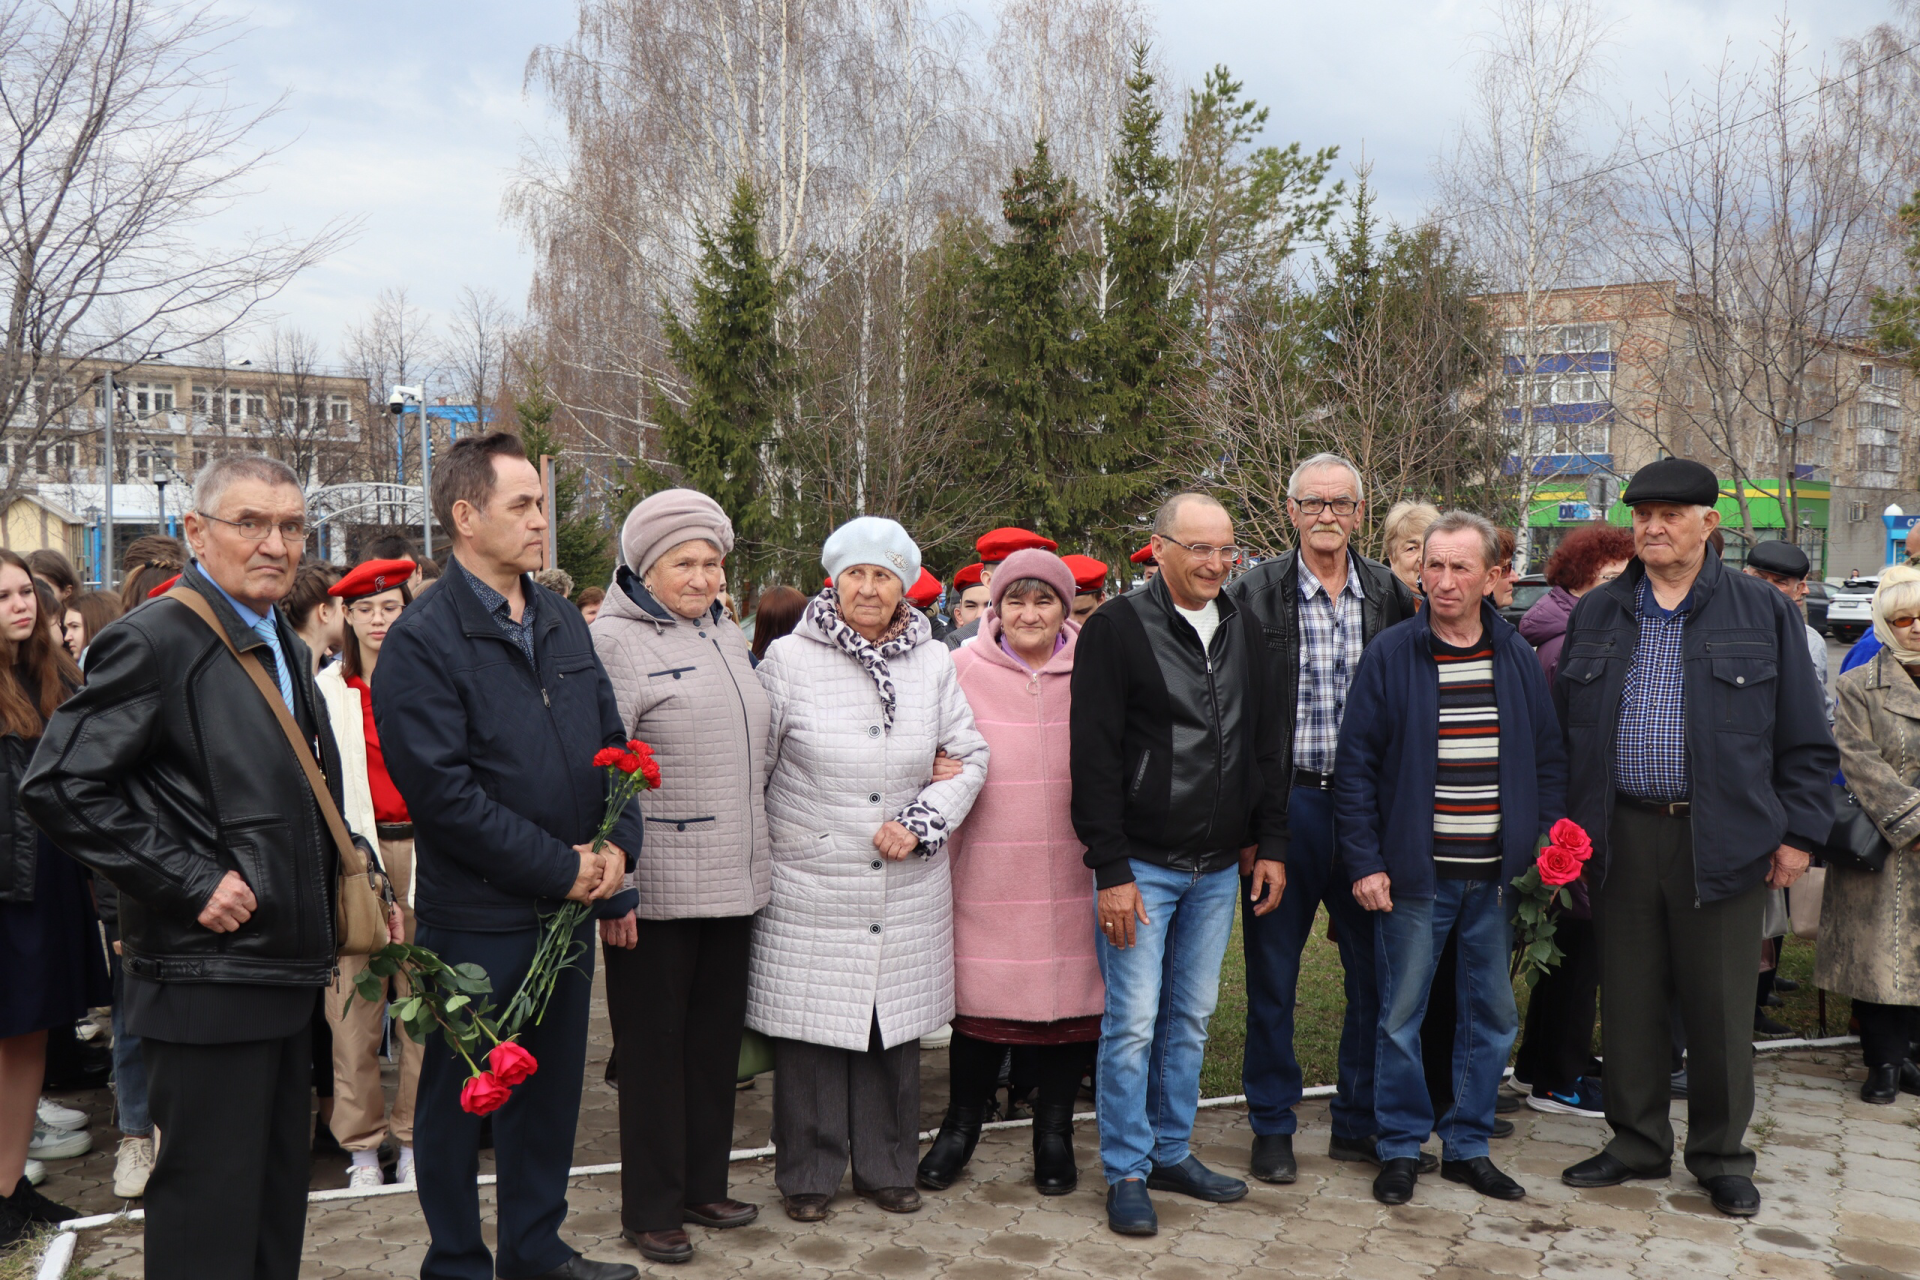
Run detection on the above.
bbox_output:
[328,398,350,421]
[1501,322,1613,358]
[1869,364,1903,390]
[245,394,265,419]
[1853,402,1902,476]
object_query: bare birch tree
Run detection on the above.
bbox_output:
[447,286,514,426]
[254,327,354,488]
[342,287,436,485]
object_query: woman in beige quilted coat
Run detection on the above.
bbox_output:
[1822,565,1920,1105]
[590,488,772,1265]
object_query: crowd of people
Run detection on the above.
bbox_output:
[0,436,1897,1280]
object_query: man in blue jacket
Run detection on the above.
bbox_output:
[375,432,641,1280]
[1335,511,1567,1208]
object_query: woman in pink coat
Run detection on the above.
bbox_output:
[918,548,1104,1198]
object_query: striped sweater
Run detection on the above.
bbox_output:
[1432,631,1501,878]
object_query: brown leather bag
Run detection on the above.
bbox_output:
[164,586,393,957]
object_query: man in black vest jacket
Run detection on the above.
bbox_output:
[374,433,640,1280]
[1071,492,1289,1237]
[24,454,399,1280]
[1225,453,1416,1183]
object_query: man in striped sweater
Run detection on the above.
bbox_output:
[1334,511,1567,1208]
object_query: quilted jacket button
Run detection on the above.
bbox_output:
[868,792,881,804]
[869,923,881,934]
[871,860,883,870]
[675,822,687,832]
[868,725,880,737]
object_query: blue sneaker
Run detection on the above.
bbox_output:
[1526,1076,1605,1118]
[1106,1178,1158,1236]
[1145,1154,1249,1203]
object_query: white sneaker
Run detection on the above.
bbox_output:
[24,1158,46,1186]
[113,1135,154,1199]
[346,1162,386,1191]
[28,1122,91,1161]
[37,1097,88,1131]
[395,1148,415,1185]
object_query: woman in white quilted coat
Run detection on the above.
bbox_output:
[751,516,989,1222]
[591,489,772,1266]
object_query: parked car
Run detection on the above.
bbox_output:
[1803,579,1833,635]
[1826,577,1879,643]
[1501,573,1550,629]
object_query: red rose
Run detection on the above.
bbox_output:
[615,753,643,775]
[459,1071,513,1115]
[488,1041,539,1086]
[1537,844,1585,887]
[593,747,623,769]
[1549,819,1593,861]
[640,758,662,787]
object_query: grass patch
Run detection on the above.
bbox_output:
[0,1225,53,1280]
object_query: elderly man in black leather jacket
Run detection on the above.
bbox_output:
[24,454,397,1280]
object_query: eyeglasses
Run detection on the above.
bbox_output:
[196,511,307,543]
[1159,535,1243,564]
[348,599,405,620]
[1888,614,1920,630]
[1291,497,1359,517]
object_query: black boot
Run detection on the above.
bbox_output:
[916,1104,985,1190]
[1032,1102,1078,1196]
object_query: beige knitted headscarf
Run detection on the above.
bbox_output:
[1871,564,1920,663]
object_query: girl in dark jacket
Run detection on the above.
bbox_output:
[0,549,100,1243]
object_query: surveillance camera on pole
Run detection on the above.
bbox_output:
[388,385,422,416]
[386,386,431,556]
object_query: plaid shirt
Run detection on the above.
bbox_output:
[459,560,539,668]
[1294,554,1366,775]
[1616,574,1690,800]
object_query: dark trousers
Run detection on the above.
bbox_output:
[1241,784,1377,1139]
[1596,806,1765,1179]
[603,914,751,1232]
[1421,937,1459,1121]
[1855,1001,1920,1068]
[415,921,594,1280]
[1513,915,1601,1095]
[771,1018,919,1198]
[947,1030,1091,1112]
[142,1024,313,1280]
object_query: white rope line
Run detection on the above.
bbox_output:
[47,1036,1860,1235]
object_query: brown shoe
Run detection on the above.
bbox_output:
[622,1229,692,1264]
[783,1194,831,1222]
[867,1186,922,1214]
[683,1199,758,1229]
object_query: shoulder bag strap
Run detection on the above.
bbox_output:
[163,586,364,875]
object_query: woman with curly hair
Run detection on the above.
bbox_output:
[1519,525,1636,683]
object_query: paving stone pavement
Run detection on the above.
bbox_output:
[34,977,1920,1279]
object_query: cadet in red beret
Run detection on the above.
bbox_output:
[1061,554,1109,624]
[945,563,991,645]
[906,567,943,609]
[1129,543,1158,582]
[947,531,1056,650]
[315,557,422,1188]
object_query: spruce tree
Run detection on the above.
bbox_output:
[654,177,795,583]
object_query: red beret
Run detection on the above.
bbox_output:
[975,527,1057,563]
[330,558,417,600]
[1129,543,1156,566]
[952,563,984,590]
[146,572,181,600]
[905,567,942,608]
[1061,554,1108,594]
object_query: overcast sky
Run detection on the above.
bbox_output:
[209,0,1899,375]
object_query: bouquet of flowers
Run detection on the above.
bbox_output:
[352,739,658,1114]
[1509,818,1592,988]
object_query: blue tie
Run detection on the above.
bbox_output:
[251,616,295,714]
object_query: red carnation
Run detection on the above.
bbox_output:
[640,758,662,787]
[627,739,654,758]
[459,1071,513,1115]
[1549,819,1593,861]
[488,1041,538,1087]
[615,753,643,775]
[593,747,624,769]
[1537,844,1585,887]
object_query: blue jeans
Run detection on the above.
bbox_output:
[1374,879,1517,1162]
[109,952,151,1137]
[1241,785,1377,1139]
[1096,860,1239,1184]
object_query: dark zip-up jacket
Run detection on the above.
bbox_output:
[21,564,341,986]
[1069,573,1288,889]
[1335,601,1567,896]
[1227,549,1417,859]
[373,558,643,932]
[1554,549,1836,905]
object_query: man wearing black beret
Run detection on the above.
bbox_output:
[1551,458,1835,1218]
[1745,539,1831,721]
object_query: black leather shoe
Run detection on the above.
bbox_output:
[1250,1133,1296,1184]
[867,1186,922,1213]
[1863,1064,1900,1104]
[1146,1155,1248,1203]
[1442,1157,1525,1200]
[622,1230,692,1264]
[1901,1061,1920,1096]
[917,1104,985,1190]
[1373,1157,1418,1205]
[1106,1178,1158,1236]
[1491,1118,1515,1139]
[1700,1174,1761,1217]
[1754,1010,1792,1037]
[528,1255,640,1280]
[783,1194,829,1222]
[1562,1151,1670,1187]
[1331,1133,1436,1173]
[1773,976,1799,992]
[683,1199,758,1228]
[1495,1091,1521,1114]
[1032,1102,1078,1196]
